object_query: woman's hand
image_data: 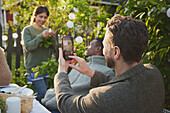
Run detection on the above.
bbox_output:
[68,56,95,77]
[42,30,49,38]
[42,29,55,38]
[48,30,55,37]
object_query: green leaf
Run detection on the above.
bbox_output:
[159,37,170,49]
[34,72,39,78]
[80,13,85,17]
[40,43,43,47]
[139,12,145,19]
[116,5,123,13]
[149,1,158,5]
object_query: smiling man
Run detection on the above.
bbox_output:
[54,14,165,113]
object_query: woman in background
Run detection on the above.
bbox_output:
[22,5,57,101]
[0,47,12,86]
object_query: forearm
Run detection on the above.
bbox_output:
[54,72,111,113]
[54,72,83,113]
[23,28,44,52]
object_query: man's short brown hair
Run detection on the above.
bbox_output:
[107,14,148,64]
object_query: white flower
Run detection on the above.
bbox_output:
[67,21,74,28]
[2,35,8,41]
[12,33,18,39]
[69,13,76,20]
[76,36,83,43]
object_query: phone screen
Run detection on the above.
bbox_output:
[62,36,73,60]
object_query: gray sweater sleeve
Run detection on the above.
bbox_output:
[41,89,58,110]
[22,27,44,52]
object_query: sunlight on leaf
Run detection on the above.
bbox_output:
[34,72,39,78]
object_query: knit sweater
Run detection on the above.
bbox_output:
[41,56,115,110]
[0,47,12,86]
[22,25,57,73]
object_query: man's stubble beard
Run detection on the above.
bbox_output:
[105,55,115,69]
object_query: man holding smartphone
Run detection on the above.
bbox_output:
[55,14,165,113]
[41,38,114,111]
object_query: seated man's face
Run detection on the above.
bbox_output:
[85,40,98,57]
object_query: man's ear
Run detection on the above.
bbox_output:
[96,46,102,51]
[114,46,120,59]
[95,46,102,55]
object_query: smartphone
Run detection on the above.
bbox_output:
[62,36,73,60]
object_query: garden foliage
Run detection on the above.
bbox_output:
[3,0,169,109]
[3,0,111,87]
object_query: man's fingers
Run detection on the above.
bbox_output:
[59,48,63,58]
[66,60,72,64]
[69,56,84,63]
[71,59,77,65]
[69,64,80,71]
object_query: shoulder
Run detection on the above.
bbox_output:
[142,64,163,83]
[144,64,161,74]
[23,25,32,32]
[0,47,5,58]
[93,64,113,72]
[0,47,4,53]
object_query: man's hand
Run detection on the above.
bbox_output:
[68,56,95,77]
[58,48,70,73]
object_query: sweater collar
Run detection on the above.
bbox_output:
[87,56,106,65]
[31,25,45,31]
[101,63,145,86]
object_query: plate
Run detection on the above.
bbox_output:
[0,84,19,88]
[0,87,33,96]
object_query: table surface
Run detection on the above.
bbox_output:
[0,84,51,113]
[30,99,51,113]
